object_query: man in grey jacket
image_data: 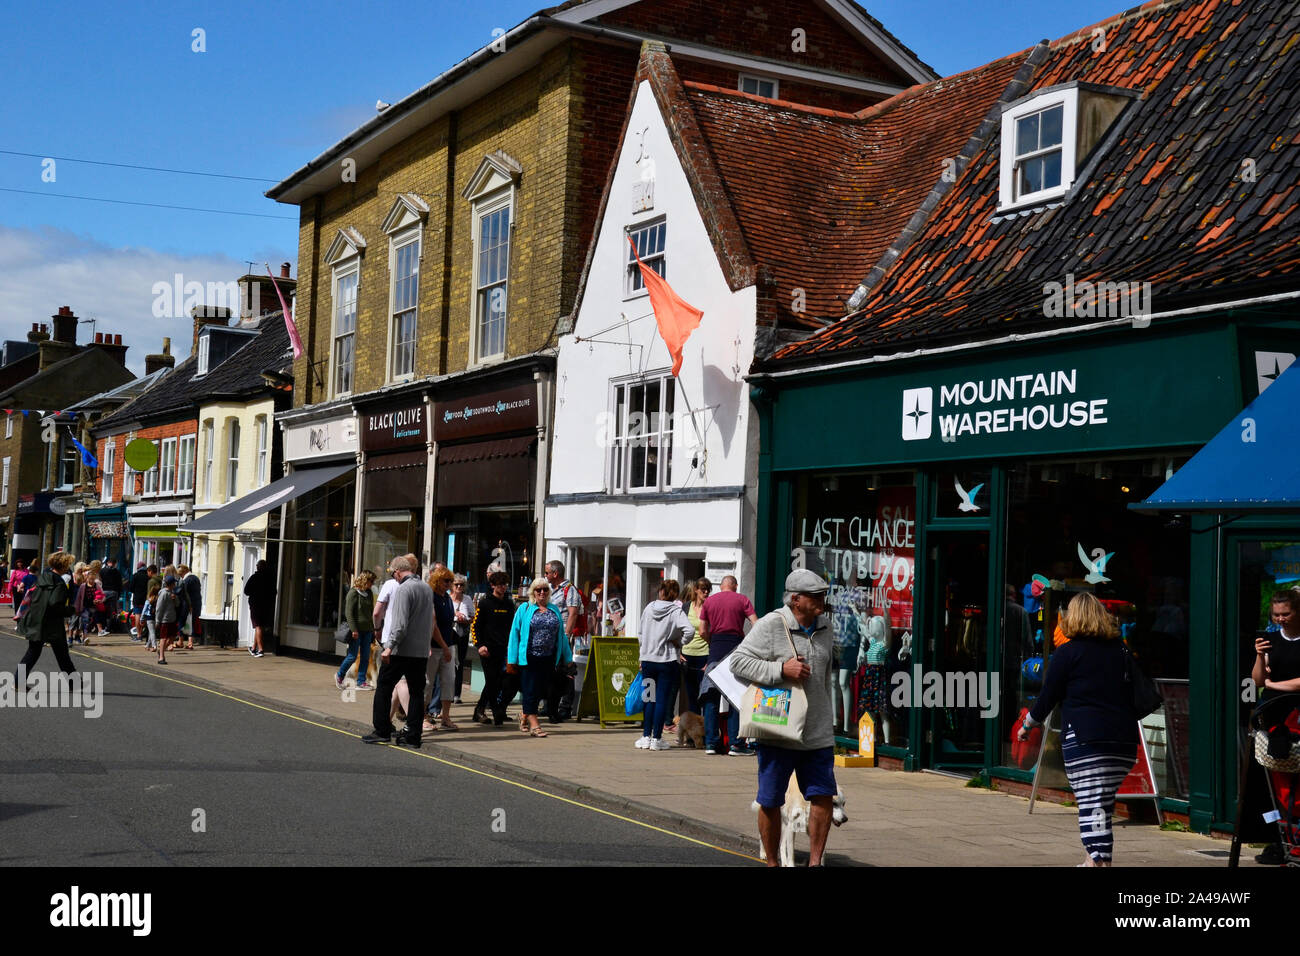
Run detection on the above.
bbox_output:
[729,569,836,866]
[362,557,434,748]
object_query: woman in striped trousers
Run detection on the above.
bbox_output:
[1019,592,1138,866]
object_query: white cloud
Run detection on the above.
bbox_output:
[0,225,292,376]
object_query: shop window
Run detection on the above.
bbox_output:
[610,373,675,493]
[1000,457,1191,797]
[290,479,354,629]
[362,510,421,582]
[790,471,917,750]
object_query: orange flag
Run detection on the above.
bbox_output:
[628,235,702,376]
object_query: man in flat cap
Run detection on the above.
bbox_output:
[362,556,433,748]
[730,569,836,866]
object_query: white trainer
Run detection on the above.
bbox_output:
[634,736,651,749]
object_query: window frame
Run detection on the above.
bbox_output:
[624,218,667,300]
[196,333,210,376]
[142,441,159,497]
[4,415,11,439]
[178,434,196,494]
[2,456,9,506]
[202,420,214,501]
[739,74,778,99]
[470,190,513,366]
[998,87,1079,211]
[607,371,676,494]
[101,442,115,503]
[226,420,241,501]
[256,415,269,486]
[159,437,177,495]
[386,227,421,383]
[330,263,359,398]
[56,438,79,490]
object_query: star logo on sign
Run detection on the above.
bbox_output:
[907,400,927,428]
[1262,360,1282,382]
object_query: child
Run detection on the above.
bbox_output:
[143,584,160,652]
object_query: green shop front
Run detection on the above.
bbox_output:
[752,313,1300,833]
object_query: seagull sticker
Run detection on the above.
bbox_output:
[954,477,984,513]
[1077,544,1115,584]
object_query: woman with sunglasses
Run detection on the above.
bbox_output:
[680,577,713,715]
[450,575,475,703]
[506,577,572,738]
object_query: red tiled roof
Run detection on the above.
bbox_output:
[771,0,1300,364]
[603,46,1029,331]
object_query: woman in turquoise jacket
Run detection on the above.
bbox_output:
[508,577,572,738]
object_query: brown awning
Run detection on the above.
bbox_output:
[364,449,427,511]
[436,435,535,508]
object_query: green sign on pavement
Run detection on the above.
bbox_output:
[577,637,643,728]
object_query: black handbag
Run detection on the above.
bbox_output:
[1123,645,1163,718]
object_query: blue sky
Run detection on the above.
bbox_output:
[2,0,1133,372]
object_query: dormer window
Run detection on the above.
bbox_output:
[997,84,1135,213]
[197,333,211,376]
[739,74,778,99]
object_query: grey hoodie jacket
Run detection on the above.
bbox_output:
[638,599,694,663]
[729,605,834,750]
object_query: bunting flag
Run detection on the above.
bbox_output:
[66,429,98,469]
[266,263,305,360]
[627,235,703,377]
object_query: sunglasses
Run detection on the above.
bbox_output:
[534,587,551,593]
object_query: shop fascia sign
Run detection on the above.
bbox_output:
[901,366,1108,445]
[433,381,536,441]
[362,402,426,452]
[286,415,357,462]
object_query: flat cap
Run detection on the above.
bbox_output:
[784,569,829,595]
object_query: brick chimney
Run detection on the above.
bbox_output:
[89,329,128,367]
[145,337,175,375]
[191,306,231,357]
[281,262,291,278]
[27,322,49,344]
[52,306,77,345]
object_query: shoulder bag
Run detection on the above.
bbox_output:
[1123,644,1163,719]
[738,621,809,745]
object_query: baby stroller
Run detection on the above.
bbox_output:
[1249,692,1300,866]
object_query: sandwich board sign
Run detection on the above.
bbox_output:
[576,637,643,727]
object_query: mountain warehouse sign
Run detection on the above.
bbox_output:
[767,327,1243,471]
[903,368,1108,442]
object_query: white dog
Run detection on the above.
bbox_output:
[752,780,848,866]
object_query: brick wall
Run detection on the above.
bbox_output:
[675,59,885,112]
[594,0,908,82]
[100,420,197,502]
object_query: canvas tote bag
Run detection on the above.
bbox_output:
[738,620,809,745]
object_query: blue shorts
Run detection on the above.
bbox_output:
[755,745,837,808]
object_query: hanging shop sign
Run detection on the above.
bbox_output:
[284,414,358,463]
[17,493,55,515]
[433,380,536,442]
[362,401,426,453]
[770,327,1241,470]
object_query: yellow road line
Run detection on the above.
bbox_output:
[11,634,756,862]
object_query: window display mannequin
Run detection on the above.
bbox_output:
[832,588,862,733]
[856,610,890,740]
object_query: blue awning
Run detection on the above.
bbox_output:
[1135,362,1300,512]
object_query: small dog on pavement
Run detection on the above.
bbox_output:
[674,711,705,749]
[752,780,848,867]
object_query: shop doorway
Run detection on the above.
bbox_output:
[925,531,991,772]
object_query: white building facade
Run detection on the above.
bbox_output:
[544,76,761,627]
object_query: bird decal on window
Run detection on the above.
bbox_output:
[954,477,984,512]
[1077,543,1115,584]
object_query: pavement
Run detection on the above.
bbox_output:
[5,625,1260,867]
